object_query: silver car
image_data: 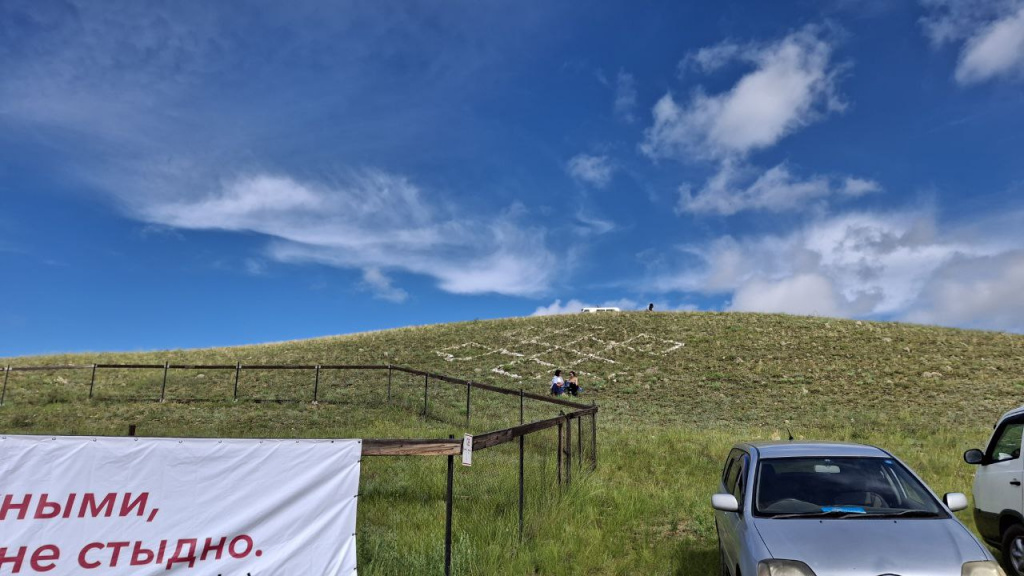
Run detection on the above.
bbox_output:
[712,442,1003,576]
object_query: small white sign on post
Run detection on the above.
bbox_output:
[462,434,473,466]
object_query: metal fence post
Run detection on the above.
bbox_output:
[313,365,321,403]
[557,421,563,487]
[566,416,572,487]
[577,416,582,472]
[88,364,97,400]
[233,362,241,401]
[445,434,454,576]
[519,387,524,425]
[423,373,429,417]
[465,383,471,427]
[0,365,9,407]
[519,434,525,542]
[387,365,392,404]
[591,405,597,471]
[160,362,169,402]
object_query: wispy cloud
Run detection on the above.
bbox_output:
[244,258,268,276]
[680,41,745,74]
[614,69,637,123]
[0,1,567,299]
[567,154,614,188]
[676,161,881,216]
[361,268,409,303]
[920,0,1024,85]
[141,170,558,296]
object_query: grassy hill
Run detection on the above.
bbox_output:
[3,311,1024,574]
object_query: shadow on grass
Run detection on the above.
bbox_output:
[673,540,719,576]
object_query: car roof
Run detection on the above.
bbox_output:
[1000,405,1024,422]
[737,441,890,459]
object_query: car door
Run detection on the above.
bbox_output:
[975,416,1024,519]
[718,449,749,576]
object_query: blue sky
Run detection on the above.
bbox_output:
[2,0,1024,356]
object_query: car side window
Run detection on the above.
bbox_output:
[724,450,744,493]
[722,453,737,485]
[732,454,750,502]
[989,421,1024,463]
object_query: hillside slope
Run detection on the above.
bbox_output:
[7,311,1023,429]
[3,311,1024,575]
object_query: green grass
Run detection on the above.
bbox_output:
[2,311,1024,574]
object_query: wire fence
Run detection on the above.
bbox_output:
[0,362,598,575]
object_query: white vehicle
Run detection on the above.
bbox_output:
[966,405,1024,575]
[580,307,620,313]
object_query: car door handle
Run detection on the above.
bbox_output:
[1011,479,1021,486]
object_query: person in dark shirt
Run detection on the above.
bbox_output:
[566,371,581,396]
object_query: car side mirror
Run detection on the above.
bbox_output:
[712,493,740,512]
[964,449,985,465]
[944,492,969,512]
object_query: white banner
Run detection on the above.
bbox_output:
[0,435,361,575]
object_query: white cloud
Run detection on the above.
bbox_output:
[904,251,1024,331]
[840,176,883,197]
[532,299,590,316]
[142,170,558,297]
[567,154,614,188]
[361,268,409,303]
[650,209,1024,329]
[957,6,1024,84]
[641,26,843,161]
[920,0,1024,84]
[677,161,879,216]
[729,273,844,317]
[614,69,637,122]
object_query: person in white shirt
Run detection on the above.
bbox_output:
[550,369,564,395]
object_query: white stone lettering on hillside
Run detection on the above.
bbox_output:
[434,329,684,380]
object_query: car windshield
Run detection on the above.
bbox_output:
[754,456,946,518]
